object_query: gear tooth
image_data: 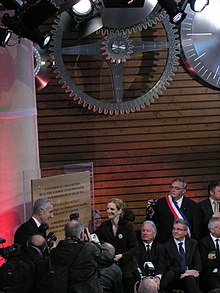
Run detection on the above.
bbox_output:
[82,100,87,107]
[98,107,103,114]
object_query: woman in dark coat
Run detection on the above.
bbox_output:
[96,198,139,293]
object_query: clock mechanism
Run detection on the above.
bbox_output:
[180,0,220,89]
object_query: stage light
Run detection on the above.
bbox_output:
[72,0,93,16]
[1,13,53,48]
[190,0,209,12]
[0,26,11,47]
[0,0,57,48]
[158,0,187,24]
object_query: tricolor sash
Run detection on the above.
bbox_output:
[166,195,191,237]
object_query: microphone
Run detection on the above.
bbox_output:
[0,237,6,244]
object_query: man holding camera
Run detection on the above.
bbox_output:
[137,220,166,293]
[146,178,201,243]
[50,220,114,293]
[14,197,54,247]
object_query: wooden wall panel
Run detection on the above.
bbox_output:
[37,31,220,229]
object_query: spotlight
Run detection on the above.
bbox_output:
[158,0,187,24]
[190,0,209,12]
[1,14,52,48]
[72,0,93,16]
[0,26,11,47]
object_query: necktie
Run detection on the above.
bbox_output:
[178,242,187,270]
[213,201,219,213]
[146,244,150,255]
[216,239,220,259]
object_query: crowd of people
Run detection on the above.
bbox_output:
[0,178,220,293]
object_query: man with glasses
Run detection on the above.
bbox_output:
[161,219,202,293]
[146,177,201,243]
[14,197,54,247]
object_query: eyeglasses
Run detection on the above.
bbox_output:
[172,227,186,232]
[170,185,185,191]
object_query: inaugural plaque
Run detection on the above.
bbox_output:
[31,171,91,240]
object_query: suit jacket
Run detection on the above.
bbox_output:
[199,234,220,274]
[95,218,139,277]
[14,218,40,247]
[164,237,202,276]
[136,232,165,276]
[198,198,213,238]
[149,196,201,243]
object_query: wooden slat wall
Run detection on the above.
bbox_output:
[37,28,220,229]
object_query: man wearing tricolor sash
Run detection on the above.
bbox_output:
[146,178,202,243]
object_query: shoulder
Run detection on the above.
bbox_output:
[183,197,198,206]
[198,198,210,207]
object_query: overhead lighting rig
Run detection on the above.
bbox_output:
[0,0,58,48]
[158,0,209,24]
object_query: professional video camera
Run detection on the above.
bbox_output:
[0,244,21,259]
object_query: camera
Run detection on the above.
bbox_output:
[0,244,20,259]
[143,261,155,276]
[45,232,57,247]
[70,212,79,221]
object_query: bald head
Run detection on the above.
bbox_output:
[65,220,84,239]
[138,277,158,293]
[27,234,47,252]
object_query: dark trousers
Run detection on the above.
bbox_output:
[161,270,203,293]
[122,276,136,293]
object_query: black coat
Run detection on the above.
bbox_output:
[198,198,213,238]
[199,234,220,291]
[95,218,139,278]
[51,238,114,293]
[14,218,40,247]
[149,196,202,243]
[136,232,165,276]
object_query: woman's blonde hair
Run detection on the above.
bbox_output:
[108,198,126,211]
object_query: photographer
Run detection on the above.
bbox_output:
[0,234,49,293]
[50,220,114,293]
[136,221,166,293]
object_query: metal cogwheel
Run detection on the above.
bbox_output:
[50,6,180,115]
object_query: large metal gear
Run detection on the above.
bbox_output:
[50,2,180,115]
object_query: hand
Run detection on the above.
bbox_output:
[213,211,220,218]
[146,199,156,218]
[114,254,122,262]
[180,269,199,278]
[153,276,160,289]
[83,227,91,242]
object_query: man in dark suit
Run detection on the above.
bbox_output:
[14,197,54,247]
[162,218,203,293]
[199,217,220,292]
[137,220,166,292]
[198,180,220,238]
[146,177,201,243]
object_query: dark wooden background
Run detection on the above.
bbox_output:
[37,17,220,229]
